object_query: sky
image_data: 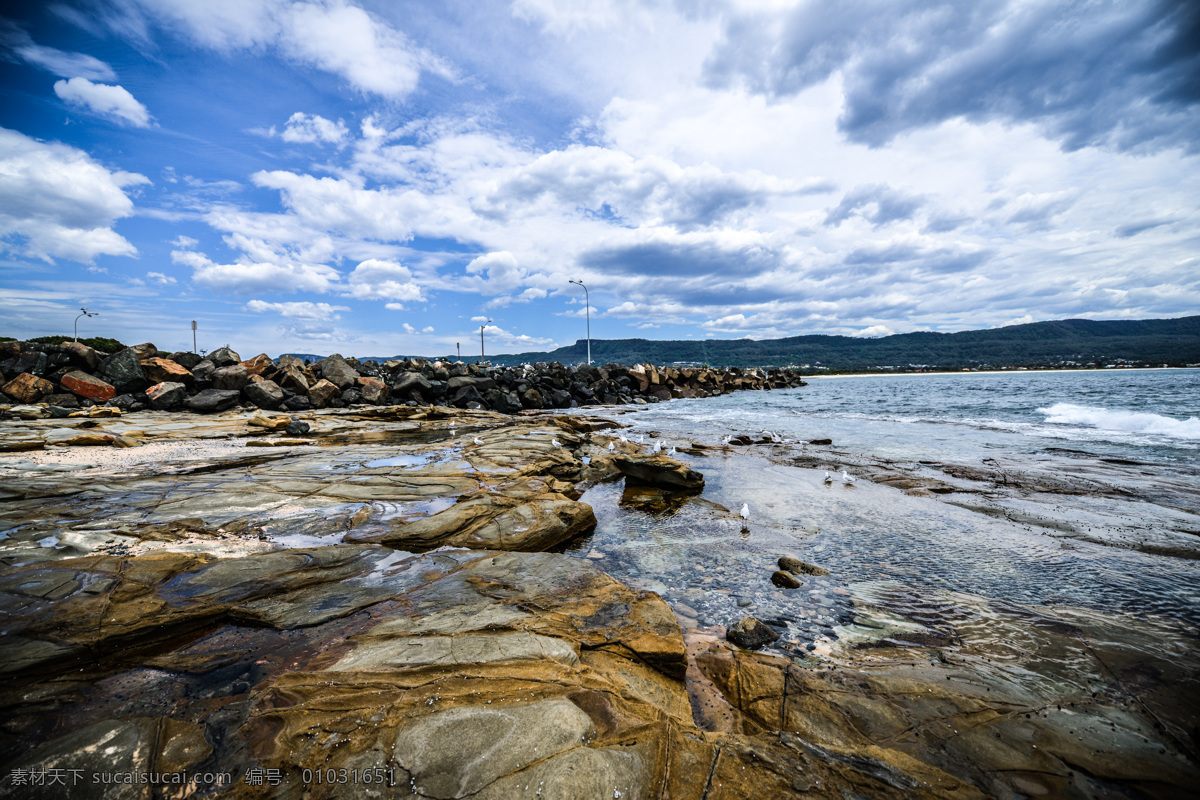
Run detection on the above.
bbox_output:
[1,0,1198,358]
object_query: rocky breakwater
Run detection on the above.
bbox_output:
[0,406,983,799]
[0,340,805,425]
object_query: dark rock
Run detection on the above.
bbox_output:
[356,376,388,404]
[276,364,309,394]
[146,382,187,411]
[184,389,242,413]
[43,393,79,408]
[285,420,310,436]
[99,348,149,393]
[281,395,313,412]
[771,570,803,589]
[612,455,705,491]
[808,438,833,446]
[340,388,362,405]
[212,365,249,392]
[726,617,781,650]
[191,359,216,384]
[207,346,241,367]
[60,341,100,370]
[320,354,359,389]
[779,556,831,577]
[167,351,203,370]
[393,371,432,398]
[244,380,284,410]
[521,388,544,409]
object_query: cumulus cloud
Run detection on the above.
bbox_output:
[344,258,424,303]
[825,184,925,227]
[705,0,1200,152]
[0,127,148,263]
[280,112,349,144]
[53,77,152,127]
[853,324,895,338]
[113,0,450,98]
[146,271,176,285]
[245,299,349,320]
[172,249,341,294]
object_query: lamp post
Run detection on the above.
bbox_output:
[568,279,591,364]
[191,320,198,354]
[479,319,492,363]
[74,307,97,342]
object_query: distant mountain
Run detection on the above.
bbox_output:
[477,316,1200,370]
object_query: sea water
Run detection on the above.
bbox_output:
[569,368,1200,653]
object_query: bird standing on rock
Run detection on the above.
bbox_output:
[739,503,750,531]
[823,471,834,484]
[473,437,484,445]
[552,439,562,448]
[841,470,857,485]
[608,441,615,451]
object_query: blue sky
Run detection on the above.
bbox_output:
[1,0,1198,357]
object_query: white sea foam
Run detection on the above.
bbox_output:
[1038,403,1200,441]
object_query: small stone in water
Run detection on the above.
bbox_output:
[286,420,310,436]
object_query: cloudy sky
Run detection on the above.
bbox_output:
[2,1,1197,357]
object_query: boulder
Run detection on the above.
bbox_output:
[207,346,241,367]
[307,378,339,409]
[99,348,148,394]
[248,412,291,430]
[191,359,216,384]
[141,357,193,385]
[129,343,158,359]
[146,381,187,411]
[212,364,249,391]
[320,354,359,389]
[60,341,100,370]
[167,351,203,370]
[726,616,780,650]
[184,389,241,413]
[276,364,309,394]
[392,371,432,398]
[612,454,705,491]
[356,376,388,404]
[241,353,275,376]
[285,420,310,435]
[244,379,284,410]
[2,373,55,403]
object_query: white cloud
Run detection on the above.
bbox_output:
[0,127,148,264]
[146,271,176,285]
[470,315,490,323]
[401,323,415,334]
[344,258,424,302]
[172,249,341,294]
[280,112,349,144]
[53,77,152,127]
[117,0,449,98]
[852,324,895,338]
[246,299,349,320]
[5,31,117,81]
[171,235,198,248]
[422,325,434,333]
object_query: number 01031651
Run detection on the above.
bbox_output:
[301,768,397,785]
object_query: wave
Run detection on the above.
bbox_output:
[1038,403,1200,441]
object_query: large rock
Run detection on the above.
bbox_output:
[393,371,432,399]
[320,353,359,389]
[60,341,100,370]
[141,356,193,385]
[726,616,780,650]
[244,379,284,410]
[207,346,241,367]
[307,378,339,408]
[59,371,116,403]
[612,454,705,491]
[167,351,203,370]
[2,373,54,403]
[276,364,309,394]
[356,376,388,404]
[146,381,187,410]
[212,364,249,391]
[183,388,241,413]
[241,353,275,376]
[99,347,148,393]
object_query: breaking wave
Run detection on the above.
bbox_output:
[1038,403,1200,441]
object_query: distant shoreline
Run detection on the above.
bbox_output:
[811,366,1197,379]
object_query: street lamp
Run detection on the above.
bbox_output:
[74,307,98,342]
[479,319,492,363]
[568,279,591,364]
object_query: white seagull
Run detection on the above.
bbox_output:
[667,446,677,455]
[740,503,750,520]
[653,440,664,453]
[473,437,484,445]
[823,471,834,484]
[841,470,857,485]
[552,439,562,448]
[608,441,615,451]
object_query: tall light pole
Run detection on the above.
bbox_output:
[191,320,198,353]
[74,307,97,342]
[479,318,492,363]
[568,279,591,364]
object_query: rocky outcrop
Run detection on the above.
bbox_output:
[1,373,54,403]
[612,454,705,491]
[1,339,806,419]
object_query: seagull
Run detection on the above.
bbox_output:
[449,420,455,428]
[473,437,484,445]
[740,503,750,520]
[608,441,615,451]
[841,470,857,485]
[668,446,676,455]
[552,439,562,448]
[823,471,834,484]
[619,434,629,443]
[653,440,663,453]
[723,434,732,445]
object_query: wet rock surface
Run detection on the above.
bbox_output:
[0,403,1195,799]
